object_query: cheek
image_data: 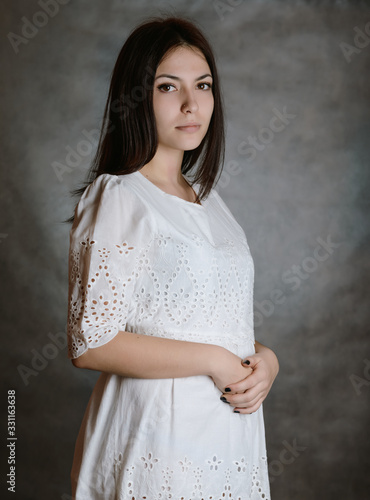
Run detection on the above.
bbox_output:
[153,103,167,130]
[153,97,177,126]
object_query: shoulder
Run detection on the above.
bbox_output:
[76,173,150,218]
[80,172,141,206]
[209,186,248,240]
[71,173,155,240]
[209,187,234,218]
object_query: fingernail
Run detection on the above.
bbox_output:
[242,360,250,365]
[224,387,231,392]
[233,410,240,413]
[220,396,230,404]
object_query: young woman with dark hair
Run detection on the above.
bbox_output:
[67,15,278,499]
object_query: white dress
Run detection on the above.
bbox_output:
[67,170,271,500]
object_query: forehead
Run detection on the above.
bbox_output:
[156,46,211,75]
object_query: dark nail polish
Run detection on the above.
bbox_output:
[234,410,240,413]
[243,360,250,365]
[220,396,230,404]
[224,387,231,392]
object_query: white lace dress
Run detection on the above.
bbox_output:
[67,171,271,500]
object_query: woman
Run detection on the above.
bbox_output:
[67,16,278,499]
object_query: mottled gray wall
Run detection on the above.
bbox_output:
[1,0,369,499]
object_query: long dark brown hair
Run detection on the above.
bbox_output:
[65,15,225,223]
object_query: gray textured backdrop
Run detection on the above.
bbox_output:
[1,1,370,499]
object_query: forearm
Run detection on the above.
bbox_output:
[72,329,225,379]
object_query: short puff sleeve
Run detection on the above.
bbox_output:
[67,174,153,359]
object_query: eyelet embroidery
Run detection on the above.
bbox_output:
[110,452,270,500]
[67,231,255,359]
[207,455,223,471]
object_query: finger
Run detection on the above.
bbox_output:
[232,390,265,409]
[232,397,265,414]
[221,383,265,407]
[222,385,261,405]
[241,355,260,369]
[224,370,261,395]
[230,391,265,409]
[223,368,254,394]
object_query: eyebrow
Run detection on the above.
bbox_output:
[155,73,213,81]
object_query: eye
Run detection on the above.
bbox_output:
[197,82,213,90]
[157,83,176,93]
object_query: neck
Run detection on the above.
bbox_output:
[139,145,185,187]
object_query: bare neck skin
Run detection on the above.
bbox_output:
[139,148,199,203]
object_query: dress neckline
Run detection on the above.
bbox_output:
[133,170,204,209]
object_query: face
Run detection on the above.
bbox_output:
[153,45,214,153]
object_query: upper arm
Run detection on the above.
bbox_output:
[67,174,154,361]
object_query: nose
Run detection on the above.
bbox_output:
[181,92,199,113]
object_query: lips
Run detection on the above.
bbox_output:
[176,123,201,133]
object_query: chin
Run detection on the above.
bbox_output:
[180,136,206,151]
[184,145,201,152]
[161,141,201,153]
[160,132,207,153]
[183,141,203,151]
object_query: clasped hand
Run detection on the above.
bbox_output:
[211,344,279,414]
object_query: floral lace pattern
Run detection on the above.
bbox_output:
[68,236,142,358]
[94,451,270,499]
